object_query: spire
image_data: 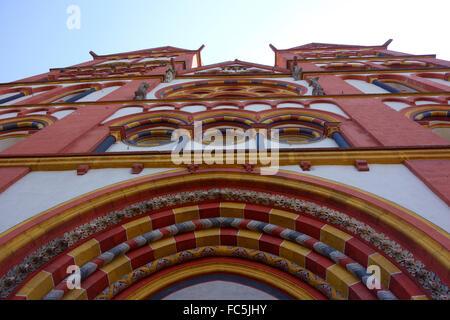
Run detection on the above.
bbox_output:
[382,39,393,48]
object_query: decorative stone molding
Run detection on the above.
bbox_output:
[76,165,90,176]
[299,161,311,171]
[243,163,255,172]
[109,126,125,141]
[43,217,396,300]
[0,188,448,299]
[131,163,144,174]
[133,82,149,100]
[354,160,370,172]
[324,122,341,138]
[187,164,199,173]
[95,246,344,300]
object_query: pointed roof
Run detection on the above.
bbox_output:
[178,59,288,75]
[90,45,205,59]
[270,39,393,52]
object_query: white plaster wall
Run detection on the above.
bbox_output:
[0,111,18,119]
[191,55,198,69]
[101,107,144,124]
[275,137,338,149]
[0,92,20,100]
[277,102,305,108]
[344,79,390,94]
[0,91,42,106]
[97,58,134,65]
[107,141,178,152]
[149,106,175,111]
[415,100,440,105]
[424,78,450,87]
[309,102,350,119]
[275,102,349,118]
[431,127,450,141]
[280,164,450,232]
[50,109,76,120]
[383,101,411,111]
[106,139,255,153]
[25,110,47,116]
[248,67,276,73]
[271,77,312,95]
[212,105,239,110]
[244,104,271,112]
[138,57,171,63]
[77,86,122,102]
[193,68,222,74]
[188,66,278,75]
[0,82,127,106]
[0,84,77,106]
[180,105,207,113]
[162,281,277,300]
[0,137,26,152]
[0,168,173,233]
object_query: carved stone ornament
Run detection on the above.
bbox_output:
[163,65,176,83]
[292,64,303,81]
[1,188,448,299]
[133,82,149,100]
[308,77,325,96]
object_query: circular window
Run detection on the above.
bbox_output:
[271,127,323,145]
[125,129,174,147]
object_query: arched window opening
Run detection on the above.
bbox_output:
[157,80,305,99]
[202,127,248,146]
[378,81,419,93]
[49,88,96,103]
[430,123,450,142]
[125,128,174,147]
[344,79,390,94]
[318,62,369,71]
[0,117,53,151]
[270,126,323,145]
[412,109,450,142]
[0,91,28,105]
[415,73,450,87]
[382,60,428,68]
[104,114,189,151]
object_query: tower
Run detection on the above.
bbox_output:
[0,40,448,300]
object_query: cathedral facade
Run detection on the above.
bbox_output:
[0,40,448,300]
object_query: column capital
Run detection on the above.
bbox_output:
[324,122,341,137]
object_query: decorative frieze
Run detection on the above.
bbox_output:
[0,188,448,299]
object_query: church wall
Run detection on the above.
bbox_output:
[280,164,450,233]
[0,42,448,300]
[0,168,172,234]
[0,163,448,236]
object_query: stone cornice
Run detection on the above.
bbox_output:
[1,91,448,110]
[0,146,449,170]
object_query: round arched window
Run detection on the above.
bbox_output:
[125,128,174,147]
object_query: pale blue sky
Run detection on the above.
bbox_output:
[0,0,449,83]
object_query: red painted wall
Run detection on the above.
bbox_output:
[404,160,450,206]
